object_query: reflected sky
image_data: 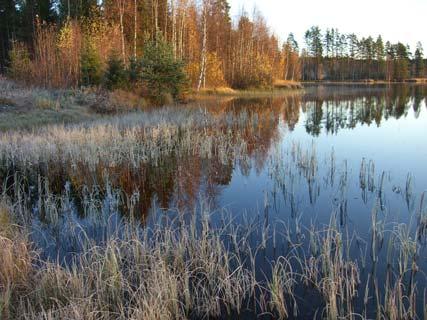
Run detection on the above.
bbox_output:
[7,84,426,317]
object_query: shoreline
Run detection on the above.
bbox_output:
[302,79,427,85]
[2,77,426,132]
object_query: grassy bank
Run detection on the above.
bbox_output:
[191,81,303,99]
[0,77,304,131]
[0,77,152,131]
[0,77,102,131]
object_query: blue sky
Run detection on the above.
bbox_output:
[229,0,427,53]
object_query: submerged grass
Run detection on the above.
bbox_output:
[1,145,426,319]
[1,86,427,319]
[0,185,425,319]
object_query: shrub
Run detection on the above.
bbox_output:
[80,43,102,87]
[128,57,140,85]
[89,90,147,114]
[139,36,187,103]
[104,53,127,90]
[7,42,31,83]
[34,93,60,110]
[231,54,273,89]
[109,89,147,111]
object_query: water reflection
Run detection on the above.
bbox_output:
[2,85,426,222]
[303,84,427,135]
[2,84,427,318]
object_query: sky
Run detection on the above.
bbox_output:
[229,0,427,53]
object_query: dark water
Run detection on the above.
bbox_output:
[4,84,427,318]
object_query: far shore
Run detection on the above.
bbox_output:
[302,78,427,85]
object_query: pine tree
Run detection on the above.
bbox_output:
[394,42,410,81]
[414,42,424,78]
[305,26,323,58]
[58,0,98,20]
[324,29,332,58]
[0,0,19,72]
[375,36,385,79]
[304,26,323,80]
[36,0,57,22]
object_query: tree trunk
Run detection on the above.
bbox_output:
[119,1,126,62]
[134,0,137,59]
[197,2,207,91]
[153,0,159,39]
[171,0,176,58]
[284,50,289,80]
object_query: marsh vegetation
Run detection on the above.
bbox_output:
[0,84,427,319]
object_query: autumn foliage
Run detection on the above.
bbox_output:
[4,0,298,93]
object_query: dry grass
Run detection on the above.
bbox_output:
[0,202,34,320]
[273,79,303,89]
[89,90,148,114]
[196,86,237,95]
[0,168,426,319]
[191,85,303,98]
[0,194,256,319]
[0,88,426,318]
[404,78,427,83]
[0,77,99,130]
[0,97,16,107]
[35,95,61,110]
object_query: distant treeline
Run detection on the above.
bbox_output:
[0,1,425,92]
[302,26,426,81]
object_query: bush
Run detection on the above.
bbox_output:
[7,42,31,83]
[89,90,147,114]
[231,54,273,89]
[104,53,127,90]
[128,57,140,85]
[35,94,60,110]
[80,43,102,87]
[139,36,187,103]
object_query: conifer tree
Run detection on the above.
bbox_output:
[414,42,424,78]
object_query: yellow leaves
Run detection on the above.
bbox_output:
[8,42,31,83]
[57,20,75,50]
[206,53,226,88]
[185,52,226,88]
[185,62,200,88]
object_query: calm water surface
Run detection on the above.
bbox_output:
[11,84,427,318]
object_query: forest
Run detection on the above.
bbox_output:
[0,0,426,96]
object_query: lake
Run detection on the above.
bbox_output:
[1,84,426,319]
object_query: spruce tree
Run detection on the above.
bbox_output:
[139,35,187,102]
[104,53,127,90]
[80,43,102,86]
